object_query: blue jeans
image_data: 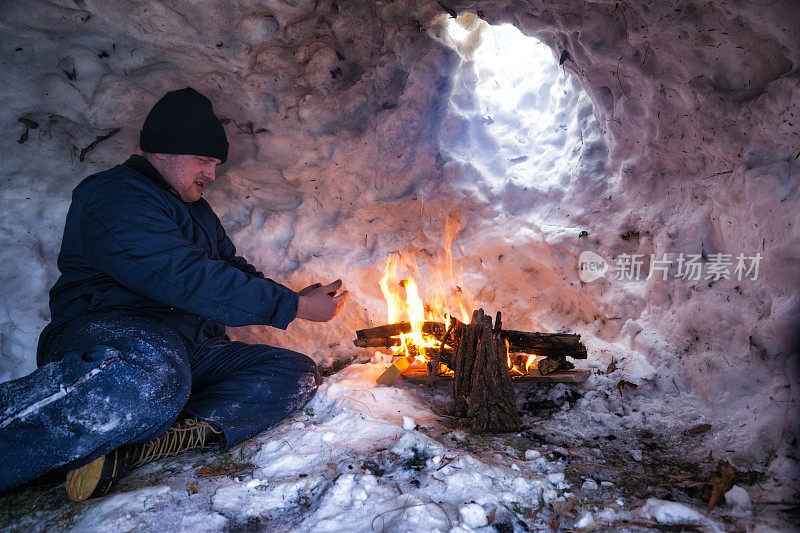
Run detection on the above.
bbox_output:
[0,311,318,492]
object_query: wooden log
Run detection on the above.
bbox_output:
[464,314,521,432]
[355,324,587,360]
[356,321,447,340]
[376,354,415,385]
[500,330,587,359]
[427,319,458,384]
[353,337,402,348]
[521,368,589,383]
[402,368,592,387]
[354,337,456,360]
[537,356,575,375]
[453,309,482,417]
[402,367,591,385]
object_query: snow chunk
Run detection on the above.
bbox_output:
[402,416,416,430]
[582,479,599,491]
[547,472,565,484]
[575,510,594,528]
[640,498,704,524]
[524,449,541,460]
[458,503,488,528]
[725,485,752,515]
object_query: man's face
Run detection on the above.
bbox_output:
[153,153,221,202]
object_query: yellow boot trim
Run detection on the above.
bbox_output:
[66,454,108,501]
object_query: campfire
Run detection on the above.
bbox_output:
[354,246,589,432]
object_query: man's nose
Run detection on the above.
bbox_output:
[204,165,216,181]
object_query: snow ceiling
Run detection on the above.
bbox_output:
[1,0,798,475]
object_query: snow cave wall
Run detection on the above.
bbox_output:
[0,0,797,467]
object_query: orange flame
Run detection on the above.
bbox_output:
[379,254,440,363]
[377,217,536,377]
[506,339,524,375]
[431,217,474,324]
[378,217,472,366]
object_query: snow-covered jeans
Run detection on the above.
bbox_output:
[0,310,319,492]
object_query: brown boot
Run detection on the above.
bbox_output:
[66,417,224,501]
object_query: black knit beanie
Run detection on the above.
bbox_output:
[140,87,228,163]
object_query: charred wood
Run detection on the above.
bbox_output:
[464,313,521,432]
[537,356,575,375]
[500,330,587,359]
[453,309,482,418]
[356,321,447,339]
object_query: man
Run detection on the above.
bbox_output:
[0,87,347,500]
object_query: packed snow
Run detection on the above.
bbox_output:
[0,362,735,531]
[1,0,798,531]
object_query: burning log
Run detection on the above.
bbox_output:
[353,337,456,360]
[354,322,586,360]
[536,356,575,375]
[499,331,587,359]
[356,321,449,340]
[358,315,588,387]
[454,309,521,432]
[402,367,591,385]
[353,337,403,348]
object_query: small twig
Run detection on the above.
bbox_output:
[429,319,456,385]
[79,128,120,162]
[704,169,734,180]
[499,501,527,524]
[370,500,451,532]
[435,456,455,471]
[371,499,421,531]
[306,194,323,208]
[344,395,376,417]
[639,44,651,68]
[615,56,629,97]
[428,499,452,528]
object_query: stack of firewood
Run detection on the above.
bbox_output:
[453,309,521,432]
[353,308,589,432]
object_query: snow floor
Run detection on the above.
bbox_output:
[2,359,795,532]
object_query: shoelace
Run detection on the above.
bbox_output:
[131,418,222,468]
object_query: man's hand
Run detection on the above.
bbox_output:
[296,279,348,322]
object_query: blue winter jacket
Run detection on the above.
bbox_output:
[37,155,298,362]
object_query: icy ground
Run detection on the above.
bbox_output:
[1,359,795,532]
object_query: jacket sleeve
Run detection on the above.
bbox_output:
[79,179,298,329]
[213,214,266,279]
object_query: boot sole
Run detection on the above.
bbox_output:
[66,451,119,501]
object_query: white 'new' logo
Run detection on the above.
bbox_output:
[578,251,608,282]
